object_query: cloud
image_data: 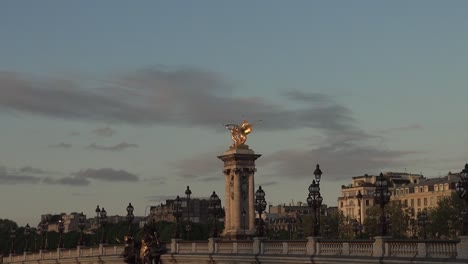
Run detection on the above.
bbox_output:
[42,176,90,186]
[49,142,72,148]
[68,131,80,136]
[377,124,423,134]
[86,142,138,151]
[0,166,42,184]
[199,176,223,182]
[260,144,417,182]
[0,69,359,135]
[170,151,221,179]
[18,166,47,174]
[71,168,139,182]
[92,126,116,137]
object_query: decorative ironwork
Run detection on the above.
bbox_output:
[456,163,468,235]
[255,186,267,237]
[307,164,323,237]
[209,191,222,238]
[373,173,391,236]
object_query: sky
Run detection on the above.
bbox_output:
[1,1,468,227]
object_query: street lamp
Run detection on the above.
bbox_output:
[307,165,323,237]
[241,208,247,239]
[356,190,363,238]
[372,173,392,236]
[417,210,428,240]
[126,203,135,236]
[24,224,31,253]
[39,218,48,250]
[208,191,222,238]
[254,186,267,237]
[9,227,16,255]
[172,196,183,239]
[456,163,468,236]
[57,218,65,249]
[185,186,192,240]
[99,208,107,244]
[78,212,86,246]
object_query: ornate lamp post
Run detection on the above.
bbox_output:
[24,224,31,253]
[9,227,16,255]
[78,212,86,246]
[39,218,48,250]
[372,173,391,236]
[456,164,468,236]
[417,210,428,240]
[208,191,222,238]
[254,186,267,237]
[356,190,363,238]
[185,186,192,240]
[172,196,183,239]
[307,164,323,237]
[126,203,135,236]
[57,218,65,249]
[99,208,107,244]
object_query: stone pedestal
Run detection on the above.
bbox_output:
[306,236,320,255]
[373,236,391,257]
[218,145,261,240]
[457,236,468,260]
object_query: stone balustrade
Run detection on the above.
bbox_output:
[2,237,468,264]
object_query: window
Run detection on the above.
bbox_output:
[424,198,427,206]
[366,200,370,206]
[396,189,400,196]
[417,198,421,207]
[435,185,438,191]
[430,197,434,206]
[420,187,423,193]
[340,202,343,208]
[411,199,414,207]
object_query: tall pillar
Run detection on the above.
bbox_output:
[218,145,261,240]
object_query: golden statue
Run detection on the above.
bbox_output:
[225,120,261,148]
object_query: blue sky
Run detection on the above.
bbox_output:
[1,1,468,226]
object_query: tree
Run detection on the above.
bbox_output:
[426,193,465,239]
[363,201,410,238]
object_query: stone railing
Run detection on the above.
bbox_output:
[3,237,468,263]
[2,244,125,263]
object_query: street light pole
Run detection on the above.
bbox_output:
[373,173,391,236]
[417,210,428,240]
[172,196,183,239]
[185,186,192,240]
[99,208,107,244]
[356,190,363,238]
[456,163,468,236]
[9,227,16,255]
[126,203,135,236]
[208,191,222,238]
[57,218,65,249]
[24,224,30,253]
[78,212,86,246]
[307,164,323,237]
[254,186,267,237]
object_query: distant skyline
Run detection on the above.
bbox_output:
[1,1,468,226]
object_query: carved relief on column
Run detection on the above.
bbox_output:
[223,169,231,233]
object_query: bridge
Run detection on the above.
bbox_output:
[3,236,468,264]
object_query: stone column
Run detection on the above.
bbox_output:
[218,145,261,239]
[171,239,182,254]
[248,172,255,234]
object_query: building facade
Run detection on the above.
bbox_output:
[337,172,457,223]
[148,197,211,224]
